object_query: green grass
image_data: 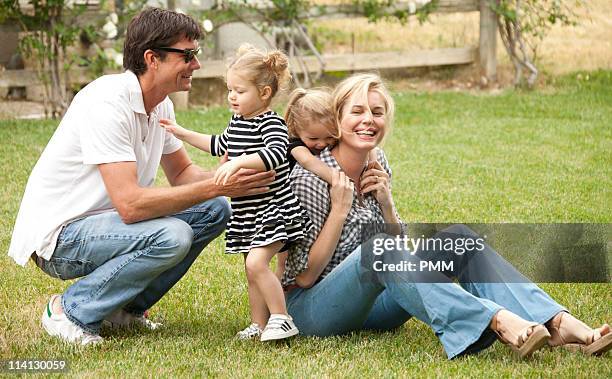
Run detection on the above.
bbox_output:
[0,71,610,377]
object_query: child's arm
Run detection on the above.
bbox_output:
[215,116,292,185]
[160,118,212,153]
[292,146,335,184]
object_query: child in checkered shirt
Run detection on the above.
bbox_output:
[284,87,379,186]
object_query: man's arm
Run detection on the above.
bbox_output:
[98,149,275,224]
[160,147,213,185]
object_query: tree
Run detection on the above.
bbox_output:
[491,0,582,87]
[0,0,146,118]
[198,0,437,87]
[0,0,101,117]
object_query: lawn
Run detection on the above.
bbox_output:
[0,71,610,377]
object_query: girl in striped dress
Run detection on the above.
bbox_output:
[160,44,309,341]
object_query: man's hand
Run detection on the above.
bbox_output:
[216,168,275,198]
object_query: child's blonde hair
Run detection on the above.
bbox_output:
[332,73,395,141]
[284,88,340,140]
[228,43,291,102]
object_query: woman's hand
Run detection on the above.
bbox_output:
[360,161,393,211]
[330,170,354,218]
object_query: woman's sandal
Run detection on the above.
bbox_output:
[491,310,551,358]
[548,312,612,356]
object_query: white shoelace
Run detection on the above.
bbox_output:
[237,323,262,339]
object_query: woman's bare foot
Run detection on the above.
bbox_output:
[547,311,612,355]
[491,310,550,358]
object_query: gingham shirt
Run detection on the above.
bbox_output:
[282,147,406,287]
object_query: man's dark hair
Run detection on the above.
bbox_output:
[123,7,202,76]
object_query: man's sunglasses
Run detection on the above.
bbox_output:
[152,47,200,63]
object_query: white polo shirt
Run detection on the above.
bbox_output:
[8,70,183,266]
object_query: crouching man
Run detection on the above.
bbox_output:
[8,8,274,345]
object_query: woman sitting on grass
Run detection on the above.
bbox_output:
[280,73,612,359]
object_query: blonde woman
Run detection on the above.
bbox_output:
[281,73,612,358]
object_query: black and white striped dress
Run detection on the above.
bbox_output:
[210,111,312,254]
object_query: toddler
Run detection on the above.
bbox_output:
[160,44,309,341]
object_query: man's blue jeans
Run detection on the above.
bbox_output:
[286,225,566,359]
[37,197,231,334]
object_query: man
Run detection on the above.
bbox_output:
[8,8,273,345]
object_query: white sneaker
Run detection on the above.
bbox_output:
[41,295,103,346]
[102,308,162,330]
[260,314,299,342]
[236,322,263,340]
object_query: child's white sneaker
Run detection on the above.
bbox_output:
[236,322,263,340]
[41,295,103,346]
[260,314,299,341]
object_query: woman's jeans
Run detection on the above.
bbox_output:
[37,197,231,334]
[286,224,566,359]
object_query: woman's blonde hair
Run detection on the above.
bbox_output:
[284,88,339,139]
[228,43,291,102]
[332,73,395,141]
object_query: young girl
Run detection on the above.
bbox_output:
[160,44,310,341]
[284,88,339,181]
[285,87,379,183]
